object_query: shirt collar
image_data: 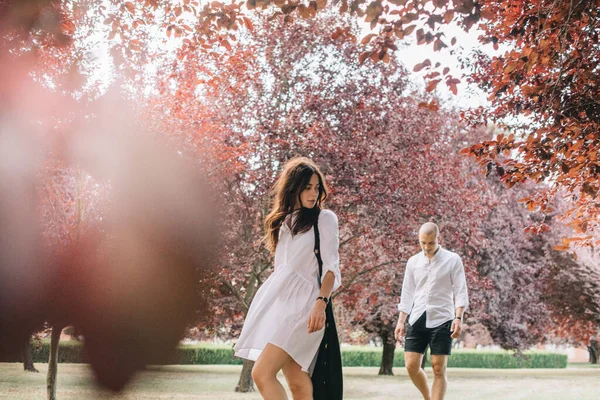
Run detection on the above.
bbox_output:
[421,246,443,262]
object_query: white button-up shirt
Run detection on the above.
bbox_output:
[398,247,469,328]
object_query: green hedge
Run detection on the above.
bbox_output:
[24,342,566,369]
[341,347,567,369]
[175,345,242,365]
[28,341,87,364]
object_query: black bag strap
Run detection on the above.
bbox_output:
[313,209,323,288]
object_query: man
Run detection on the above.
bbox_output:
[394,222,469,400]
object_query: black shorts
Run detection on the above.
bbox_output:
[404,312,453,355]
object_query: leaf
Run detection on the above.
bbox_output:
[553,245,570,251]
[402,25,416,36]
[361,33,376,45]
[504,62,519,74]
[125,1,135,13]
[416,29,425,45]
[426,79,441,92]
[129,39,142,49]
[222,40,232,51]
[418,101,439,111]
[382,51,390,64]
[298,5,311,18]
[443,10,455,24]
[316,0,327,9]
[443,67,450,75]
[426,15,443,30]
[331,28,343,40]
[370,51,380,63]
[365,1,383,23]
[433,39,448,51]
[359,51,372,65]
[448,82,458,95]
[455,0,476,14]
[402,12,419,22]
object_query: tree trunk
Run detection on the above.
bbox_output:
[47,325,63,400]
[22,339,38,372]
[235,359,255,392]
[378,331,395,375]
[588,337,599,364]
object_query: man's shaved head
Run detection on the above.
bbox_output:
[418,222,440,257]
[419,222,439,238]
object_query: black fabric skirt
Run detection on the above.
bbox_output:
[311,300,343,400]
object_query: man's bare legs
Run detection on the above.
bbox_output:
[404,351,431,400]
[430,355,448,400]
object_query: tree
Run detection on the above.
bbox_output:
[589,335,599,364]
[38,162,104,400]
[458,0,600,244]
[147,8,495,378]
[472,173,555,351]
[22,336,39,373]
[333,115,492,374]
[542,245,600,356]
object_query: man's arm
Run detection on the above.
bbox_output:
[395,262,415,341]
[451,256,469,313]
[450,256,469,339]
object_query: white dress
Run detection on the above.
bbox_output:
[233,209,341,374]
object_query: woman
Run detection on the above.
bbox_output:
[234,157,341,400]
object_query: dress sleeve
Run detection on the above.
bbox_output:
[318,210,342,292]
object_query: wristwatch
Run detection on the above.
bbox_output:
[316,296,329,305]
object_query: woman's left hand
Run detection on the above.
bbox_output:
[308,301,326,333]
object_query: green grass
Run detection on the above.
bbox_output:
[0,363,597,400]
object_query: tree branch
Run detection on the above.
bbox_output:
[333,260,403,299]
[222,278,249,313]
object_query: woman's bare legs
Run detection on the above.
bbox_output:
[252,344,293,400]
[282,358,313,400]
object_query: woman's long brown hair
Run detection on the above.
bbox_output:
[263,157,328,253]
